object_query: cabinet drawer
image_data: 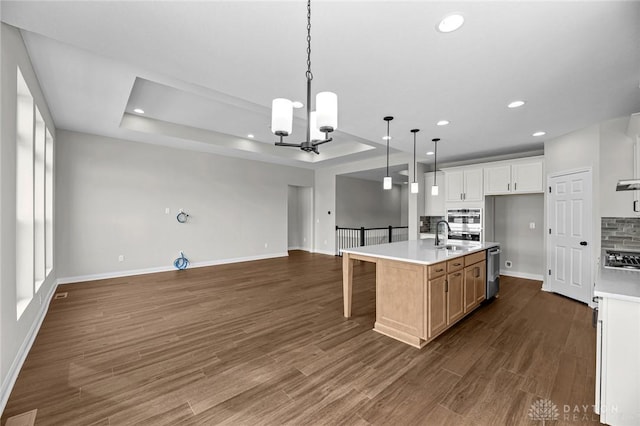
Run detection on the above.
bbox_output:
[447,258,464,272]
[464,251,486,266]
[428,262,446,279]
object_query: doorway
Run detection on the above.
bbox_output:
[546,169,593,304]
[287,185,312,251]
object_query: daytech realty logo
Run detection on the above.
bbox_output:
[528,398,560,424]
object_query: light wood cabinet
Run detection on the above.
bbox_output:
[483,157,544,195]
[447,270,465,324]
[464,260,486,313]
[373,251,490,348]
[445,168,483,202]
[426,274,447,338]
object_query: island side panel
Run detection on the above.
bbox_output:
[375,259,426,341]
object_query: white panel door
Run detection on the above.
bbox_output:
[547,170,592,303]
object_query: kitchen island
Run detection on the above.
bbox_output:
[342,239,499,348]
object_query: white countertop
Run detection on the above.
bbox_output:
[341,239,499,266]
[595,265,640,303]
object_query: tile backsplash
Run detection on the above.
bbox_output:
[601,217,640,250]
[420,216,445,233]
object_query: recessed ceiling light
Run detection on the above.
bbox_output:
[426,151,435,156]
[292,101,304,109]
[382,136,392,140]
[436,120,450,126]
[247,134,255,138]
[508,100,526,109]
[437,14,464,33]
[133,108,144,114]
[532,131,546,137]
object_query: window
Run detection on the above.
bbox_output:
[34,107,46,290]
[16,67,34,318]
[45,128,53,274]
[15,67,54,319]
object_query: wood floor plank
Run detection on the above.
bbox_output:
[1,251,600,425]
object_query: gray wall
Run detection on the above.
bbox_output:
[494,194,544,278]
[335,175,403,228]
[1,23,58,411]
[55,130,314,280]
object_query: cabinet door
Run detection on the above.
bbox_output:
[484,164,511,195]
[427,275,447,339]
[463,168,484,201]
[463,266,477,313]
[377,259,424,338]
[475,261,486,304]
[425,172,445,216]
[512,160,543,193]
[445,170,464,202]
[447,271,465,324]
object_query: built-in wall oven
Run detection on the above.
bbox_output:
[446,208,482,242]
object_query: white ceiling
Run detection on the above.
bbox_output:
[3,1,640,169]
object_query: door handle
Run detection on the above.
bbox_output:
[580,241,588,246]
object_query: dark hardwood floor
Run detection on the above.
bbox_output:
[2,251,599,425]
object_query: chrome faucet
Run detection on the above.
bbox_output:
[435,220,451,246]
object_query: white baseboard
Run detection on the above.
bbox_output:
[312,249,337,256]
[0,279,58,414]
[500,270,544,282]
[287,246,311,251]
[57,252,289,285]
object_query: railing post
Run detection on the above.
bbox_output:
[388,225,393,243]
[360,227,365,246]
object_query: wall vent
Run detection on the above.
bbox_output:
[54,292,68,299]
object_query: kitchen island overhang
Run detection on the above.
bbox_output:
[342,239,500,348]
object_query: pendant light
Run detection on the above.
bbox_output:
[431,138,440,196]
[383,116,393,190]
[410,129,420,194]
[271,0,337,155]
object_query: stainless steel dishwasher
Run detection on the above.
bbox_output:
[486,246,500,298]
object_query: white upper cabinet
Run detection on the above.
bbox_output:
[424,172,445,216]
[483,157,544,195]
[444,167,483,203]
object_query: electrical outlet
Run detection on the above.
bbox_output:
[505,260,512,268]
[165,207,170,214]
[264,243,268,248]
[118,255,124,262]
[529,222,536,229]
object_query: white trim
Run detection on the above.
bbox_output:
[312,249,337,256]
[547,166,593,179]
[57,252,289,285]
[500,270,544,282]
[1,280,58,414]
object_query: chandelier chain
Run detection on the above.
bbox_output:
[306,0,313,80]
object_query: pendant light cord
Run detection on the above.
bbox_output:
[433,139,438,186]
[413,133,417,183]
[306,0,313,81]
[386,120,390,176]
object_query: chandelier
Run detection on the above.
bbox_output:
[271,0,338,154]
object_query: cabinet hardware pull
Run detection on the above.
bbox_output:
[634,200,639,212]
[454,272,461,277]
[514,182,517,191]
[445,280,448,292]
[436,268,444,272]
[453,263,461,266]
[507,183,510,191]
[475,267,480,278]
[460,193,463,200]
